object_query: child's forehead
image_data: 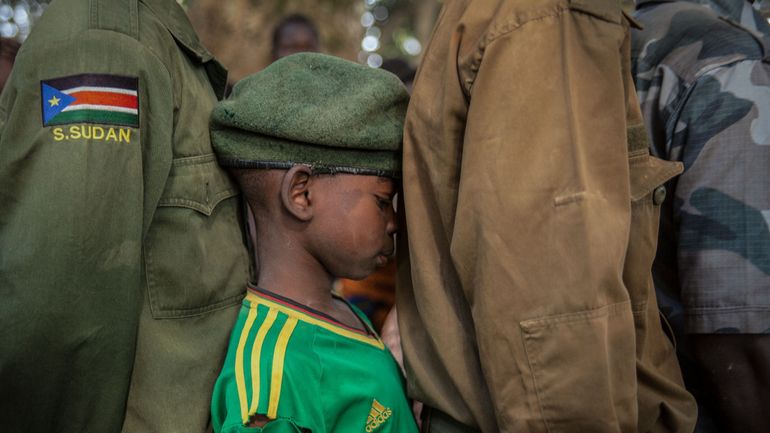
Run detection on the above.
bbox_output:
[376,176,397,189]
[318,173,396,189]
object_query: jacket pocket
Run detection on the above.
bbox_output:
[625,154,694,433]
[628,154,681,203]
[520,302,637,432]
[144,153,249,318]
[625,153,682,314]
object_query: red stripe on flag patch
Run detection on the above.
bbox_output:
[68,91,138,109]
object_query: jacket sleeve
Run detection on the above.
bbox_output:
[0,29,173,431]
[669,59,770,433]
[451,9,640,432]
[666,59,770,334]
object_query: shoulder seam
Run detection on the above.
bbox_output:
[16,29,173,89]
[665,58,762,144]
[461,5,566,93]
[717,16,769,60]
[89,0,139,39]
[466,4,624,92]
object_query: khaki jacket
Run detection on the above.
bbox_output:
[0,0,249,432]
[396,0,697,431]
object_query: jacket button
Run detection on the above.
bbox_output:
[653,186,667,205]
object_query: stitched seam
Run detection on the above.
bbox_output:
[467,5,625,90]
[520,301,631,330]
[665,59,758,142]
[520,326,553,433]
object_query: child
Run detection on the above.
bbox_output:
[209,53,417,433]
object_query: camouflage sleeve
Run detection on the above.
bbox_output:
[667,58,770,334]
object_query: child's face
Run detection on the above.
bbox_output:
[309,174,397,281]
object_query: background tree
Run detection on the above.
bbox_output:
[2,0,769,83]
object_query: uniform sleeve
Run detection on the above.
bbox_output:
[0,29,173,431]
[667,60,770,334]
[451,10,641,431]
[668,59,770,433]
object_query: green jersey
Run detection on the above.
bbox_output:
[212,286,419,433]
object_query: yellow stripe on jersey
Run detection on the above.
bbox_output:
[248,309,278,417]
[372,399,386,413]
[246,291,384,349]
[267,316,298,419]
[235,307,258,424]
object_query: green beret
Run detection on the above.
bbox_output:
[210,53,409,178]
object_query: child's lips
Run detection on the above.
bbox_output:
[376,251,392,266]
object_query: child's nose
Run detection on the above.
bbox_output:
[386,209,398,235]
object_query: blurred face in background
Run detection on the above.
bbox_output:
[272,23,319,60]
[0,38,20,93]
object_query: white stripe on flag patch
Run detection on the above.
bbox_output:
[62,86,138,96]
[61,104,139,114]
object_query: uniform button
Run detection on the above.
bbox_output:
[653,186,666,205]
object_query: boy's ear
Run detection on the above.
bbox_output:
[280,165,314,222]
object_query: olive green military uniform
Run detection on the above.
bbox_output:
[396,0,697,432]
[0,0,249,432]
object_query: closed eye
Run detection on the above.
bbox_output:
[376,196,392,210]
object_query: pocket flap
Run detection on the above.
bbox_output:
[629,154,682,201]
[622,10,644,30]
[569,0,622,25]
[158,154,239,215]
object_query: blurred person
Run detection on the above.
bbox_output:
[0,37,20,93]
[225,14,321,96]
[381,58,416,93]
[632,1,770,432]
[271,13,320,61]
[0,0,250,432]
[396,0,697,432]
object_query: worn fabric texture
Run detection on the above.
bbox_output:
[396,0,697,432]
[0,0,250,432]
[211,53,408,177]
[633,0,770,336]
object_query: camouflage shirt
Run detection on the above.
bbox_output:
[632,0,770,337]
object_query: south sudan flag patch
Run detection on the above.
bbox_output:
[41,74,139,127]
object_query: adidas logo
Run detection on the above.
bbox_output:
[365,399,393,432]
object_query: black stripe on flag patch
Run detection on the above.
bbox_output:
[43,73,138,91]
